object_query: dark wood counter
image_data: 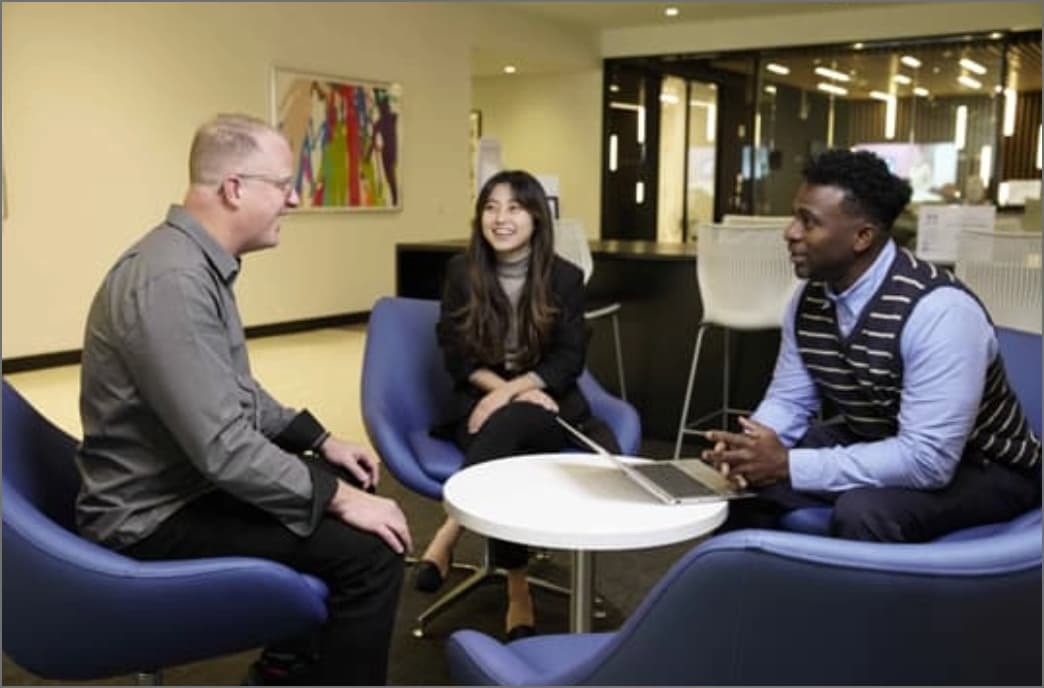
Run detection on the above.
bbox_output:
[396,240,778,445]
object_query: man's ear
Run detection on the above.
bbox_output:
[219,177,242,208]
[852,222,878,254]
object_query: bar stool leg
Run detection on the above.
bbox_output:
[610,312,626,401]
[721,328,731,430]
[674,323,709,459]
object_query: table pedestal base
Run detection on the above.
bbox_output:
[570,550,595,632]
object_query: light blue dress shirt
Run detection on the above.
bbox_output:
[753,240,997,492]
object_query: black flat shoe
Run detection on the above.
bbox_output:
[506,624,536,641]
[242,651,318,685]
[414,559,446,593]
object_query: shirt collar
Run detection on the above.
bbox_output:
[164,205,241,284]
[824,239,896,312]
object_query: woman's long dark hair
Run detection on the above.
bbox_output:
[452,170,557,369]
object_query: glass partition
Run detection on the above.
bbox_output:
[602,30,1042,241]
[754,37,1009,215]
[602,54,755,241]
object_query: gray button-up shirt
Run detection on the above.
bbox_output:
[76,206,331,549]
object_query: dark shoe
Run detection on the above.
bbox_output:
[414,559,447,593]
[242,651,318,685]
[506,624,536,641]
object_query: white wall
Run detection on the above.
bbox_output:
[1,1,599,358]
[472,70,603,238]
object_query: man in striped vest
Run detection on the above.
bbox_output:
[703,149,1040,542]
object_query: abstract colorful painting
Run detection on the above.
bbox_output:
[272,68,401,211]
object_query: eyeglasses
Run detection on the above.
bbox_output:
[232,172,296,195]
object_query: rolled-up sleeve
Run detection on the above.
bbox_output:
[119,269,330,536]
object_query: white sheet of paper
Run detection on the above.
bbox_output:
[916,205,996,263]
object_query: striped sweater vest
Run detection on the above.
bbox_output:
[795,247,1041,470]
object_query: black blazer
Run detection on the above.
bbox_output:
[433,253,591,435]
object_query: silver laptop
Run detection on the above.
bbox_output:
[556,417,754,505]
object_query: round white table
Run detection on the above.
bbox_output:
[442,452,728,632]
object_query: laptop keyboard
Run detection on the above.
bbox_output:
[633,462,718,498]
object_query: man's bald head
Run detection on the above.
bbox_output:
[188,114,282,186]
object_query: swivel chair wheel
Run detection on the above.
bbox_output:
[412,626,426,638]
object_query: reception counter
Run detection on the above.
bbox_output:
[396,239,780,444]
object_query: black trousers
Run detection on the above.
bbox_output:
[124,461,404,685]
[722,423,1042,542]
[456,402,621,568]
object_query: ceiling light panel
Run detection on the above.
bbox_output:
[814,66,850,82]
[957,74,982,89]
[959,58,987,75]
[817,82,848,96]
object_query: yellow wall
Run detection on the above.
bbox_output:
[472,70,603,239]
[0,2,598,358]
[4,2,1039,358]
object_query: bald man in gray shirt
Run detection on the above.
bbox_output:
[76,114,410,686]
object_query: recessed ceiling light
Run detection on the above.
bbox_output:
[869,91,894,102]
[853,42,865,50]
[764,85,777,94]
[664,6,680,17]
[503,65,517,74]
[765,63,790,75]
[900,56,922,69]
[892,74,912,85]
[989,31,1004,39]
[609,84,620,93]
[913,87,930,97]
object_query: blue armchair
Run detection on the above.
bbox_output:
[446,512,1042,685]
[1,380,328,682]
[361,296,641,635]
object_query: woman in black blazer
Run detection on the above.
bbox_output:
[416,170,620,639]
